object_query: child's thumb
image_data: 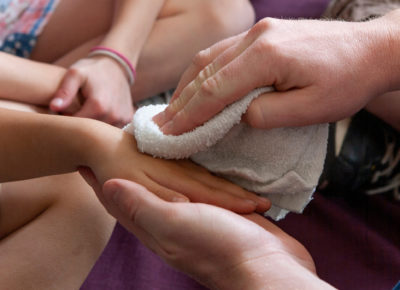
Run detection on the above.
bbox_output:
[50,69,83,112]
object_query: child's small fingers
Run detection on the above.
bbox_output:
[181,183,259,214]
[51,68,84,112]
[205,177,271,213]
[195,178,270,214]
[149,171,259,214]
[179,161,270,212]
[144,175,190,203]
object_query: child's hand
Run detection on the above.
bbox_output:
[50,56,134,128]
[83,125,269,214]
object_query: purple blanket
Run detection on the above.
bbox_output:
[82,1,400,289]
[251,0,330,20]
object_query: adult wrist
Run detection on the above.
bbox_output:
[382,9,400,91]
[364,9,400,93]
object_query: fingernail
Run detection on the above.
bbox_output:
[52,98,64,108]
[152,111,165,126]
[258,197,271,209]
[160,120,173,135]
[245,199,258,207]
[172,196,189,203]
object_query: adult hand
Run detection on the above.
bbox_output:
[154,15,396,135]
[83,178,334,290]
[50,56,134,128]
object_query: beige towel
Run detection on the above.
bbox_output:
[324,0,400,21]
[126,88,329,220]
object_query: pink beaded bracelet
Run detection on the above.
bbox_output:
[88,46,137,86]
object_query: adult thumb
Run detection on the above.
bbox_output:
[243,88,321,129]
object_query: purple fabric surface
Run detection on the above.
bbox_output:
[277,193,400,289]
[81,223,207,290]
[82,1,400,289]
[251,0,330,20]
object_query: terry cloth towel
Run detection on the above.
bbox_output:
[124,87,329,220]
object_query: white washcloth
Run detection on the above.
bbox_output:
[124,87,329,220]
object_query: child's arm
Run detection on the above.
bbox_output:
[0,52,66,106]
[0,108,269,213]
[101,0,165,66]
[50,0,166,126]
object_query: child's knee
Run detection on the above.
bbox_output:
[200,0,255,37]
[0,173,114,243]
[51,173,113,227]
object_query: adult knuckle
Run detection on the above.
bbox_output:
[192,48,211,70]
[254,37,276,55]
[200,77,219,98]
[249,18,272,36]
[197,63,217,83]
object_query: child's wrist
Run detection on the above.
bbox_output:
[88,46,137,86]
[77,119,135,184]
[72,119,114,170]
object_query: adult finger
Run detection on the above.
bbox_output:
[243,88,340,129]
[170,33,246,104]
[159,38,273,136]
[155,20,276,133]
[153,32,251,128]
[50,68,85,112]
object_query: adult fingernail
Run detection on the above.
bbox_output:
[160,121,173,135]
[152,111,165,126]
[52,98,64,108]
[258,197,271,209]
[244,199,258,207]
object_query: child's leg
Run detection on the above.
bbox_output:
[0,173,115,289]
[0,99,49,113]
[129,0,255,100]
[0,101,115,288]
[30,0,255,102]
[29,0,114,63]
